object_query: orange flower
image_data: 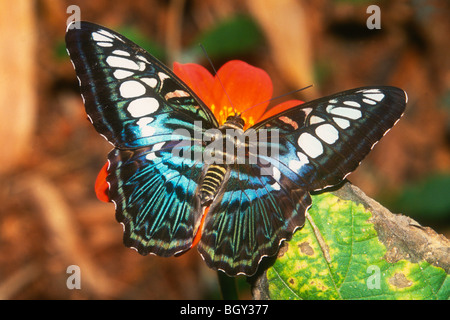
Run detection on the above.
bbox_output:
[95,60,303,202]
[95,161,110,202]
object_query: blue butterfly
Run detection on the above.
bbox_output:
[66,21,407,276]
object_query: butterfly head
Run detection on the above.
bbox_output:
[223,114,245,130]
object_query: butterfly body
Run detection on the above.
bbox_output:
[66,22,407,276]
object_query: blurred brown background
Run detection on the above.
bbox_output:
[0,0,449,299]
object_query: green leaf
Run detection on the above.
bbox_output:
[117,26,166,61]
[266,191,450,300]
[388,173,450,221]
[183,14,264,62]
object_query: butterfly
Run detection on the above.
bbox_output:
[65,21,407,276]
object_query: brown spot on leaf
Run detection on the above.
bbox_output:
[389,272,413,288]
[384,246,411,263]
[298,241,314,256]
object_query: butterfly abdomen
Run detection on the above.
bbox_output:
[199,164,227,205]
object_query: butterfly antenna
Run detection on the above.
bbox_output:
[199,44,237,115]
[241,85,313,116]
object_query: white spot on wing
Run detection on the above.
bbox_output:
[127,97,159,117]
[298,132,323,158]
[137,61,146,71]
[106,56,140,70]
[112,50,131,57]
[141,77,158,88]
[333,117,350,129]
[158,72,170,81]
[271,182,281,191]
[120,80,146,98]
[96,42,114,47]
[137,55,151,64]
[272,167,281,181]
[146,152,158,161]
[92,32,113,42]
[136,117,155,137]
[136,116,154,126]
[343,101,361,108]
[359,88,381,93]
[302,107,313,116]
[97,29,115,39]
[141,126,155,137]
[330,107,362,120]
[362,98,377,105]
[309,115,325,125]
[289,160,301,172]
[364,93,384,102]
[288,151,309,172]
[113,69,134,80]
[315,124,339,144]
[152,142,165,152]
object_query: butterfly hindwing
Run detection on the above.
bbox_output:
[108,143,205,256]
[198,162,311,276]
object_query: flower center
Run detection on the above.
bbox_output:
[211,104,256,129]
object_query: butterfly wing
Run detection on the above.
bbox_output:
[252,86,407,191]
[65,22,218,148]
[198,86,406,275]
[66,21,217,256]
[107,143,205,256]
[197,162,311,276]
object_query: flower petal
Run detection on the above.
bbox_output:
[173,62,215,107]
[191,206,209,248]
[95,162,110,203]
[214,60,273,125]
[259,99,304,122]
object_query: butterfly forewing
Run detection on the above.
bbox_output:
[65,22,218,149]
[252,86,407,191]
